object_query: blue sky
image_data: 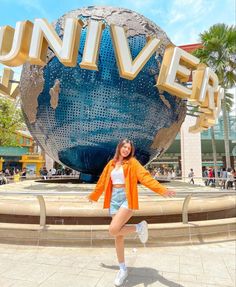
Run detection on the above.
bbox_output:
[0,0,235,79]
[0,0,234,44]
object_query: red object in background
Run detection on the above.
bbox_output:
[178,43,203,82]
[179,43,203,53]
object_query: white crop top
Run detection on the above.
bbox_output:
[110,166,125,184]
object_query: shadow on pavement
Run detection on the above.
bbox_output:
[101,263,185,287]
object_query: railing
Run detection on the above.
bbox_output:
[0,190,235,227]
[179,191,236,223]
[155,176,235,181]
[0,174,80,184]
[1,175,235,185]
[0,191,86,227]
[155,176,236,189]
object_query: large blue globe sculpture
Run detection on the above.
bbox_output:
[20,6,186,179]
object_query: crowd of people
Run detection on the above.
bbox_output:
[149,166,236,190]
[0,166,78,184]
[150,167,181,180]
[39,166,76,179]
[202,167,236,189]
[1,165,236,189]
[0,167,27,184]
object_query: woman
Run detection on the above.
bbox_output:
[88,139,175,286]
[233,169,236,190]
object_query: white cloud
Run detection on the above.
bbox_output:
[169,12,185,24]
[167,0,210,25]
[162,0,235,45]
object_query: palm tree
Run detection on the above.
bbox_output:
[193,23,236,169]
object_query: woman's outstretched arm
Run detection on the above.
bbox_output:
[134,158,175,197]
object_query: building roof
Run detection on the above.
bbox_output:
[15,130,33,139]
[0,146,29,156]
[179,43,203,53]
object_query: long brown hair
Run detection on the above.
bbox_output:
[113,139,135,162]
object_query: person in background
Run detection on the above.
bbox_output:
[21,168,27,180]
[13,169,20,182]
[203,168,209,186]
[208,168,214,186]
[42,167,48,180]
[188,168,194,184]
[221,168,227,189]
[226,168,234,189]
[0,171,7,185]
[4,168,10,177]
[233,169,236,190]
[51,167,57,176]
[48,169,52,179]
[171,170,176,179]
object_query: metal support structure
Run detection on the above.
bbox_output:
[182,194,192,224]
[36,195,46,227]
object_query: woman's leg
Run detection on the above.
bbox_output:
[109,207,135,237]
[109,208,134,265]
[115,235,125,263]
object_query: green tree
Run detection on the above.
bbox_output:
[193,23,236,169]
[0,97,24,146]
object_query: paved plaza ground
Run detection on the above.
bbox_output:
[0,240,235,287]
[0,180,235,286]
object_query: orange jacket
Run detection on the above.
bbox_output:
[88,157,167,209]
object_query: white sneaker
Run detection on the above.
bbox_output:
[138,220,148,243]
[114,269,128,286]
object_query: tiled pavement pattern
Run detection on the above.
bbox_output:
[0,180,235,286]
[0,241,235,287]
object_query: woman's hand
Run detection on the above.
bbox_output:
[85,195,94,203]
[164,189,176,197]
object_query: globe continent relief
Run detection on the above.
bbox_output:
[20,6,187,178]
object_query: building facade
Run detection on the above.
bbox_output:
[149,44,236,175]
[0,131,45,175]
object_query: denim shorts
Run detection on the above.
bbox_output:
[109,187,129,216]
